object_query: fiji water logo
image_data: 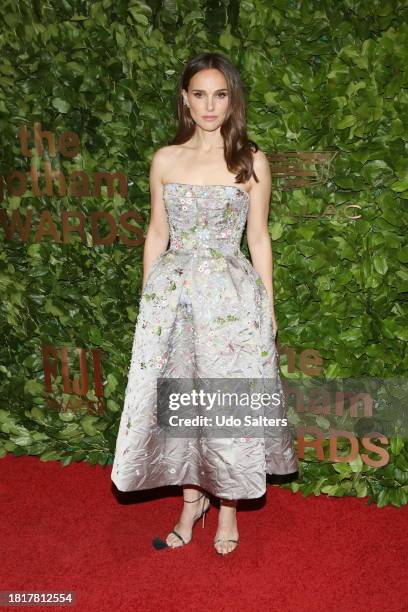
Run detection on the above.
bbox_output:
[42,345,105,415]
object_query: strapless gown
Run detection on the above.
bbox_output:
[111,182,298,499]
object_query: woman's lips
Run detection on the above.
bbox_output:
[203,116,217,120]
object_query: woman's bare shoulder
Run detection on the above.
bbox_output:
[246,146,271,194]
[251,146,270,176]
[251,146,268,164]
[151,145,183,177]
[152,144,183,161]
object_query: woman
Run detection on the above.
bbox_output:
[111,52,298,555]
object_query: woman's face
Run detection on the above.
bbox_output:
[182,68,229,131]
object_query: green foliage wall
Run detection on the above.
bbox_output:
[1,0,407,507]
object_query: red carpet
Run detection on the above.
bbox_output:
[1,453,407,612]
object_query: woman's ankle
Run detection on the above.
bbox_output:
[182,486,204,503]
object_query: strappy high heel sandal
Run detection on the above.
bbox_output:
[152,492,210,550]
[213,499,239,555]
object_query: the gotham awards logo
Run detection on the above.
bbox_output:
[0,122,144,245]
[42,345,105,415]
[279,345,390,467]
[267,150,362,220]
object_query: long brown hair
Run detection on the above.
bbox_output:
[169,52,259,185]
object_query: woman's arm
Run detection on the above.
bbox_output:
[246,150,278,336]
[142,148,170,290]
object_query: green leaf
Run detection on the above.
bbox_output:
[321,484,340,495]
[354,480,368,497]
[40,450,63,461]
[333,462,352,475]
[219,27,236,50]
[264,92,279,106]
[80,415,99,436]
[336,115,356,129]
[24,379,44,396]
[373,255,388,275]
[0,409,11,423]
[271,223,283,240]
[52,98,70,113]
[390,437,404,456]
[349,454,363,473]
[391,178,408,192]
